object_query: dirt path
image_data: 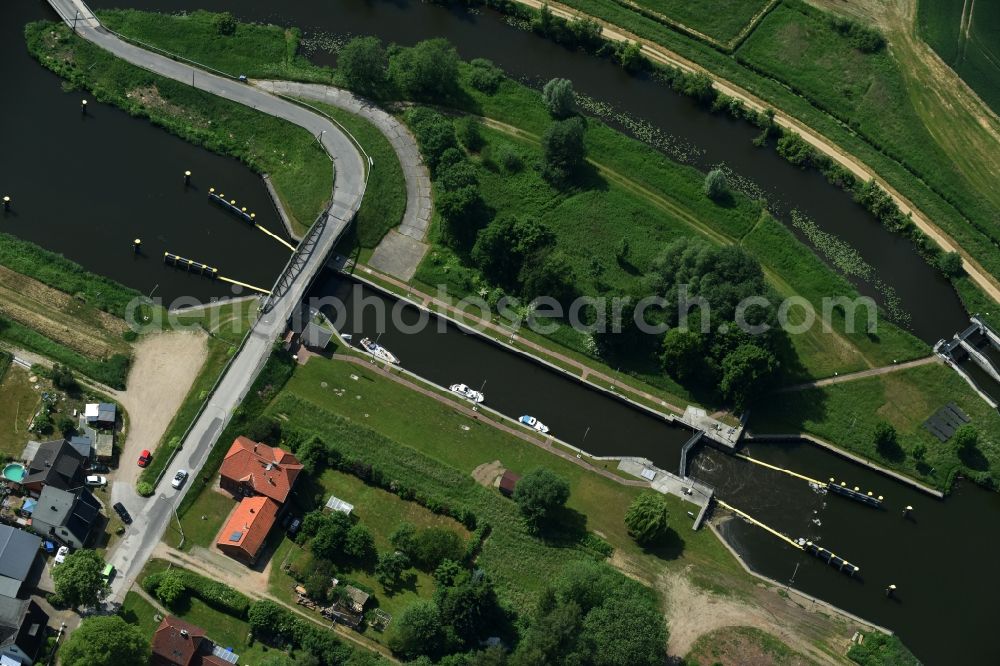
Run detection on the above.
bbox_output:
[511,0,1000,304]
[778,355,939,392]
[110,331,207,500]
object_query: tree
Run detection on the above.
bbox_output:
[411,528,465,570]
[703,168,730,201]
[52,549,109,609]
[936,251,963,277]
[390,38,460,101]
[718,343,778,411]
[437,185,486,251]
[519,251,577,305]
[33,410,53,435]
[136,481,154,497]
[580,594,668,666]
[510,600,584,665]
[660,329,705,382]
[514,467,570,529]
[873,421,899,457]
[433,559,464,587]
[390,522,417,553]
[389,600,447,659]
[541,117,586,187]
[51,363,80,394]
[407,108,459,174]
[61,615,150,666]
[213,11,237,36]
[57,415,76,437]
[155,569,187,608]
[455,116,485,152]
[345,524,377,562]
[297,436,327,475]
[953,424,979,452]
[467,58,505,94]
[624,492,671,545]
[472,216,555,290]
[245,416,281,444]
[614,41,646,72]
[310,512,353,561]
[542,78,576,119]
[376,551,411,590]
[435,576,500,645]
[337,36,389,98]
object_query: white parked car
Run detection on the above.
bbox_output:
[54,546,70,565]
[85,475,107,487]
[171,469,189,489]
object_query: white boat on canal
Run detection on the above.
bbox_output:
[450,383,485,403]
[519,415,550,434]
[360,337,399,364]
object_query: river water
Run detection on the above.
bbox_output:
[8,0,997,661]
[1,0,293,305]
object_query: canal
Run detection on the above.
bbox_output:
[8,0,996,661]
[316,272,999,665]
[2,0,293,305]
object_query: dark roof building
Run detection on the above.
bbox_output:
[0,598,48,666]
[219,437,303,504]
[20,440,85,495]
[151,616,233,666]
[30,487,101,550]
[0,527,41,599]
[498,470,521,497]
[84,403,116,427]
[67,436,92,460]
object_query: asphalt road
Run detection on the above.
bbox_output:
[46,0,366,603]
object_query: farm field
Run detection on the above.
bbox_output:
[917,0,1000,113]
[624,0,773,43]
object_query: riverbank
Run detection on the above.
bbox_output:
[505,0,1000,305]
[25,21,332,236]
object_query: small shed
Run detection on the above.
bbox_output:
[344,585,370,614]
[325,495,354,515]
[95,433,114,461]
[68,435,92,460]
[84,403,116,428]
[498,471,521,497]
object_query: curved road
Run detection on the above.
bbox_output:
[46,0,366,603]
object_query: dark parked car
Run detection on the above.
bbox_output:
[113,502,132,525]
[87,462,110,474]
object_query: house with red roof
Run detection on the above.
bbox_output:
[215,495,280,565]
[151,615,236,666]
[218,437,303,504]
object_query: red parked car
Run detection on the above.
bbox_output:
[137,449,151,467]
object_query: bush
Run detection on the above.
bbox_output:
[494,143,523,173]
[143,568,251,618]
[542,78,576,119]
[466,58,505,94]
[136,481,154,497]
[541,117,587,188]
[411,527,466,570]
[703,168,730,201]
[513,467,570,529]
[336,36,389,99]
[624,492,671,545]
[455,116,484,152]
[390,38,460,101]
[213,11,237,36]
[937,251,964,277]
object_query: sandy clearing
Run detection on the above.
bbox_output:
[111,330,208,494]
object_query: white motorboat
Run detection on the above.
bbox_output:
[360,337,399,364]
[519,415,550,434]
[450,383,485,403]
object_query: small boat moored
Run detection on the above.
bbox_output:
[519,415,550,434]
[450,383,485,403]
[360,337,399,364]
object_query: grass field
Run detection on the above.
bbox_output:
[268,467,469,646]
[625,0,772,43]
[100,9,332,83]
[752,362,1000,491]
[0,366,39,461]
[165,485,236,550]
[275,358,740,591]
[304,101,407,249]
[684,625,808,665]
[917,0,1000,113]
[26,22,331,236]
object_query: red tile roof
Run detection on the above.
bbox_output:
[219,436,303,503]
[151,616,207,666]
[216,495,279,562]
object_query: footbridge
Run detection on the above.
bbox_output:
[45,0,367,602]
